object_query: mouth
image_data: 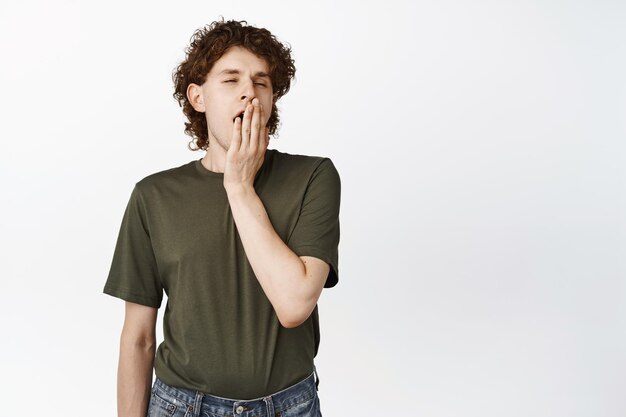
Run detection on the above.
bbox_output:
[233,111,245,122]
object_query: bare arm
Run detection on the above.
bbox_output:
[226,186,330,328]
[117,301,158,417]
[224,98,330,328]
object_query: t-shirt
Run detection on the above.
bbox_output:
[102,148,340,399]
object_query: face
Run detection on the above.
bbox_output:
[187,46,274,152]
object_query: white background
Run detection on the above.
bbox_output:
[1,0,624,416]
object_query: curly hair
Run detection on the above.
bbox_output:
[172,18,296,151]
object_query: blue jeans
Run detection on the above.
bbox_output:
[147,368,322,417]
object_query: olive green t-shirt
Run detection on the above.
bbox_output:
[103,148,340,399]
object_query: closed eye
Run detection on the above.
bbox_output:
[224,79,266,87]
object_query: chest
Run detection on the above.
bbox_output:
[147,183,303,274]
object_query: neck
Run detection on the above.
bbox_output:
[201,140,227,173]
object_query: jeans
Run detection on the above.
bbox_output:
[147,367,322,417]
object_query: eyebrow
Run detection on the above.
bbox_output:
[217,69,271,78]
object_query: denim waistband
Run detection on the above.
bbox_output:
[152,367,319,417]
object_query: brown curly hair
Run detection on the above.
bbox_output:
[172,18,296,151]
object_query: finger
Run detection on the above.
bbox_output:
[259,104,270,152]
[241,102,252,150]
[230,115,242,154]
[249,99,261,152]
[259,126,268,153]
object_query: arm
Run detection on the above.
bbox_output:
[117,301,157,417]
[224,98,330,328]
[226,186,330,328]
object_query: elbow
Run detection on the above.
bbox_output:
[279,315,306,329]
[120,326,156,351]
[276,304,314,329]
[120,333,156,352]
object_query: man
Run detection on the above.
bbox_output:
[103,18,340,417]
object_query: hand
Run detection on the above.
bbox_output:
[224,97,270,191]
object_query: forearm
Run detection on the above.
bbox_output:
[117,336,155,417]
[226,185,318,326]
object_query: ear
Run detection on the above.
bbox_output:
[187,83,205,112]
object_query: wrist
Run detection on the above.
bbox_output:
[224,182,255,199]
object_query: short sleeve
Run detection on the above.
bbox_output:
[287,158,341,288]
[102,184,164,308]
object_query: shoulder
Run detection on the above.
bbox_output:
[134,160,196,194]
[267,149,340,179]
[265,150,340,203]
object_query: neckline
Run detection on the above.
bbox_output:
[194,158,224,178]
[193,149,275,178]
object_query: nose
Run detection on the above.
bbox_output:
[239,78,256,104]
